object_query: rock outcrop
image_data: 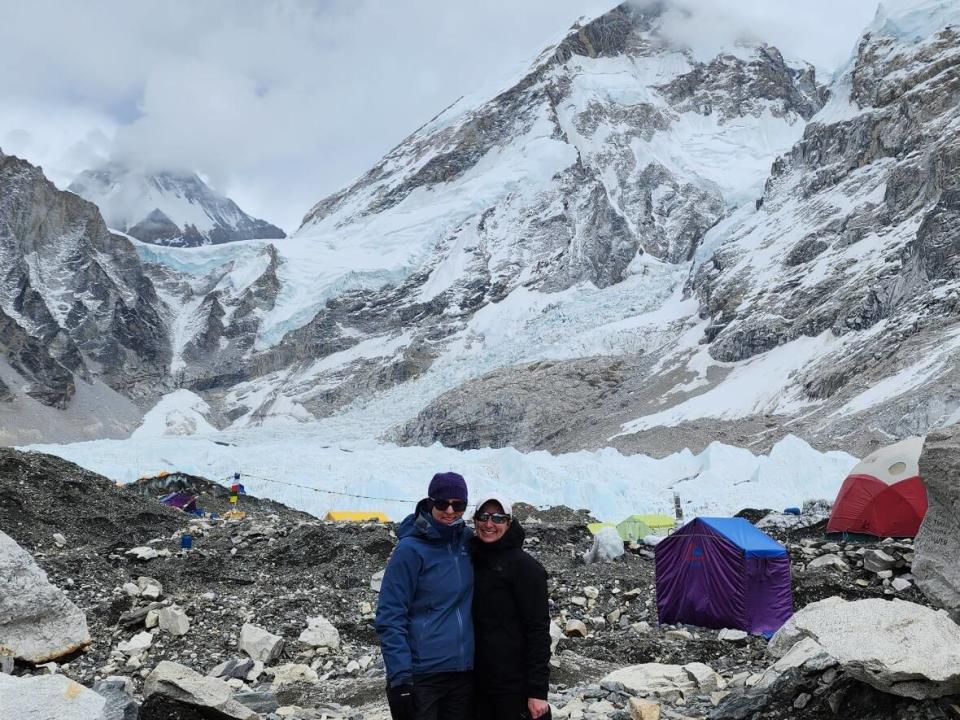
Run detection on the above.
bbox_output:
[914,424,960,611]
[0,152,170,414]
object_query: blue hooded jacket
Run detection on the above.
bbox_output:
[375,501,474,687]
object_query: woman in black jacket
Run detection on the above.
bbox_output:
[471,493,551,719]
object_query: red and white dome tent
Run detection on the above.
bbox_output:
[827,436,928,537]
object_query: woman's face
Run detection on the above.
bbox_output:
[475,500,510,543]
[431,498,466,525]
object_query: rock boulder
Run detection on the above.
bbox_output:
[768,597,960,699]
[0,530,91,662]
[914,425,960,610]
[0,673,107,719]
[143,660,257,720]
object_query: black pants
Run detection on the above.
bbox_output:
[474,692,552,720]
[403,671,474,720]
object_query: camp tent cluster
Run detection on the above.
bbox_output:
[653,436,930,635]
[588,513,676,541]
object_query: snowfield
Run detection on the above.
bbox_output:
[26,390,857,523]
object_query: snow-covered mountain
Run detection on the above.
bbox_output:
[69,165,285,247]
[5,0,960,459]
[149,2,826,435]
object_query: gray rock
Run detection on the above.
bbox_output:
[914,425,960,610]
[862,549,896,573]
[564,619,588,638]
[298,615,340,650]
[892,577,913,592]
[0,673,107,719]
[137,576,163,600]
[0,152,170,429]
[239,622,284,663]
[768,597,960,699]
[232,689,280,715]
[0,530,91,662]
[755,637,837,689]
[717,629,748,643]
[601,663,700,703]
[143,660,258,720]
[806,553,849,571]
[92,677,139,720]
[158,606,190,636]
[210,657,256,680]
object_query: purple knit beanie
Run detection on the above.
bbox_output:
[428,472,468,502]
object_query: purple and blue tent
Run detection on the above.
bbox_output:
[655,517,793,635]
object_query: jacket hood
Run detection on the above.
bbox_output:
[471,518,525,553]
[397,498,466,542]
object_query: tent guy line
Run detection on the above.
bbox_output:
[232,472,420,505]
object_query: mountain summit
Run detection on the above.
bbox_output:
[69,165,285,247]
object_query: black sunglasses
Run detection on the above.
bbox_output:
[475,512,510,524]
[431,498,468,512]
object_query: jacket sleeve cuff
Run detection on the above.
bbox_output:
[391,673,413,688]
[527,686,549,700]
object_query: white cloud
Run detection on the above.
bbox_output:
[0,0,877,232]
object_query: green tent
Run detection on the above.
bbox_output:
[615,516,652,541]
[617,514,675,541]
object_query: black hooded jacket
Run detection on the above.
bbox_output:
[471,520,550,700]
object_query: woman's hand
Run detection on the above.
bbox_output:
[528,697,550,718]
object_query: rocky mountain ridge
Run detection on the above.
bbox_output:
[0,150,170,442]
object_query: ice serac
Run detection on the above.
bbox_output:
[69,164,286,247]
[0,152,170,421]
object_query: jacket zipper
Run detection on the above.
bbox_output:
[451,537,465,669]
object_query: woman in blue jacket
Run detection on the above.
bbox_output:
[375,472,475,720]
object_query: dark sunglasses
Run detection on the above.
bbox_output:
[475,512,510,524]
[431,498,468,512]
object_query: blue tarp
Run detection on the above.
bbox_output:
[700,517,787,558]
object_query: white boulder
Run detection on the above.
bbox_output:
[0,531,91,662]
[601,662,718,702]
[117,630,153,657]
[158,606,190,636]
[137,576,163,600]
[769,597,960,699]
[271,663,319,690]
[239,623,284,663]
[299,615,340,649]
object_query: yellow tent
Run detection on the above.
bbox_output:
[325,510,389,523]
[620,513,675,537]
[587,522,617,535]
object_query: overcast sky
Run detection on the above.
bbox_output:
[0,0,879,232]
